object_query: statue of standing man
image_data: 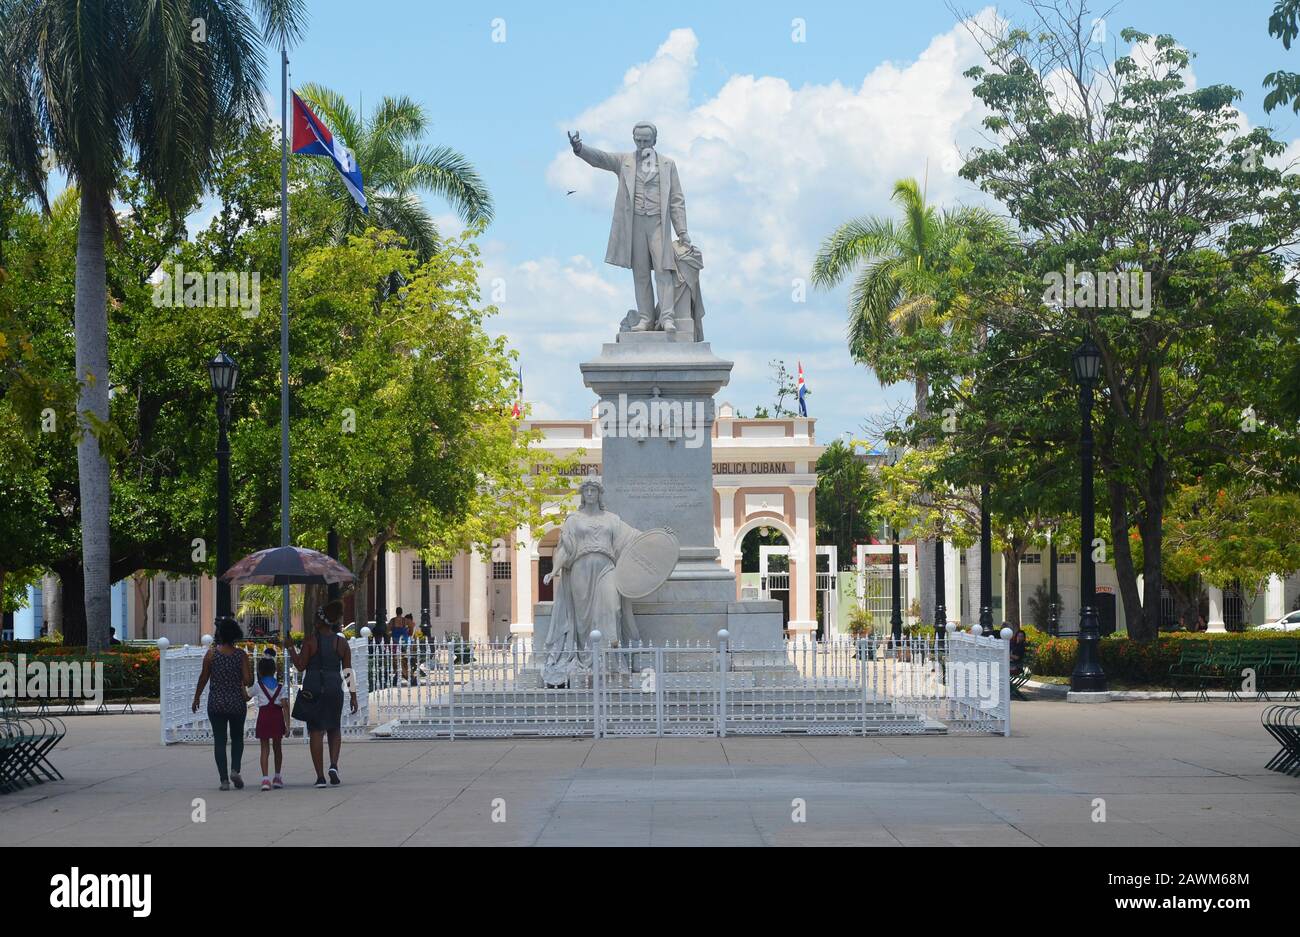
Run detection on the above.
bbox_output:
[569,123,698,336]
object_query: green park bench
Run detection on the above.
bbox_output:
[1010,645,1035,701]
[1168,642,1214,701]
[1262,643,1299,701]
[0,697,65,793]
[1226,645,1272,700]
[1262,705,1300,776]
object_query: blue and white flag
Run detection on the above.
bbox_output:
[293,92,367,213]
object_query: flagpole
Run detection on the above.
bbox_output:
[279,46,291,644]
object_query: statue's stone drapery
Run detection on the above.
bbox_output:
[542,506,641,686]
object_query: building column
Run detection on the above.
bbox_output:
[965,543,982,626]
[943,539,961,628]
[716,486,737,599]
[788,485,817,639]
[1206,584,1227,633]
[468,548,489,642]
[511,526,535,639]
[1266,574,1286,623]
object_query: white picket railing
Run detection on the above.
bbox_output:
[159,635,370,744]
[161,631,1009,743]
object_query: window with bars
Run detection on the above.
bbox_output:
[1022,554,1041,564]
[412,559,454,580]
[157,576,199,626]
[492,561,512,580]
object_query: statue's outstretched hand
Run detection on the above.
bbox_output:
[567,130,581,154]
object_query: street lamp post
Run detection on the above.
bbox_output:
[934,534,947,647]
[208,352,239,622]
[1070,338,1108,692]
[375,540,387,637]
[420,556,431,637]
[978,482,993,634]
[1048,533,1059,636]
[887,445,903,643]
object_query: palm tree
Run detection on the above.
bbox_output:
[0,0,307,649]
[295,85,493,261]
[811,178,1006,627]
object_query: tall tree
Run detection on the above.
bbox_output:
[811,177,1008,625]
[0,0,307,648]
[295,84,494,261]
[959,2,1300,639]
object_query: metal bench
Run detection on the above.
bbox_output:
[1010,646,1035,701]
[1168,642,1213,701]
[1262,705,1300,776]
[0,698,65,793]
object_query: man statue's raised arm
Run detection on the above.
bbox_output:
[568,130,621,173]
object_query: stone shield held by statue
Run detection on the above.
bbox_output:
[613,528,680,598]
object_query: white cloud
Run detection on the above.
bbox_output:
[500,12,1003,438]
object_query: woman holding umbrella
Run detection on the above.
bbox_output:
[288,599,357,787]
[221,545,357,788]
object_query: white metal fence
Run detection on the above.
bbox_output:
[160,636,370,744]
[161,631,1009,743]
[366,631,1008,739]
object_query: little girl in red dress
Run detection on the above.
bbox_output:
[253,650,290,790]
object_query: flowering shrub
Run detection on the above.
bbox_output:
[1029,633,1300,684]
[3,646,161,698]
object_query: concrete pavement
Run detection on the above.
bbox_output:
[2,701,1297,846]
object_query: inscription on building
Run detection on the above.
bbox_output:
[712,461,794,475]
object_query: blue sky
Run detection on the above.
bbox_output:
[265,1,1298,442]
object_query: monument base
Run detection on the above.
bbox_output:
[531,592,785,652]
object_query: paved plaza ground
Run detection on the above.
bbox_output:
[3,701,1298,847]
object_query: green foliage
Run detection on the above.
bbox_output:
[815,440,881,567]
[295,84,494,261]
[1030,633,1300,683]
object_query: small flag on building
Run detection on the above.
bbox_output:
[292,92,367,213]
[797,361,808,417]
[511,366,523,419]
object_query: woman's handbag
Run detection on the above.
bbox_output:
[291,668,323,723]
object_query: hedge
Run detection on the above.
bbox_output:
[1,645,161,699]
[1024,628,1300,684]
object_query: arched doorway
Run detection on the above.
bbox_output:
[738,519,792,626]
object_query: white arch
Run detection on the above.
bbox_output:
[729,514,798,563]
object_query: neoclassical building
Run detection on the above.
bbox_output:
[9,406,1298,643]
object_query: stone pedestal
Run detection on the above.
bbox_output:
[567,331,784,648]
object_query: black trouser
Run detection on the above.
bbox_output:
[210,712,246,781]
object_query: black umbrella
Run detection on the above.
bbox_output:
[220,546,355,585]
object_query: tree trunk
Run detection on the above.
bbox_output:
[1136,468,1166,642]
[52,562,87,646]
[47,574,63,637]
[914,374,935,625]
[133,574,151,639]
[302,583,324,632]
[1106,477,1145,639]
[74,187,112,652]
[1002,540,1026,629]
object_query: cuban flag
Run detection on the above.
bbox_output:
[292,92,367,213]
[511,367,523,419]
[797,361,808,417]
